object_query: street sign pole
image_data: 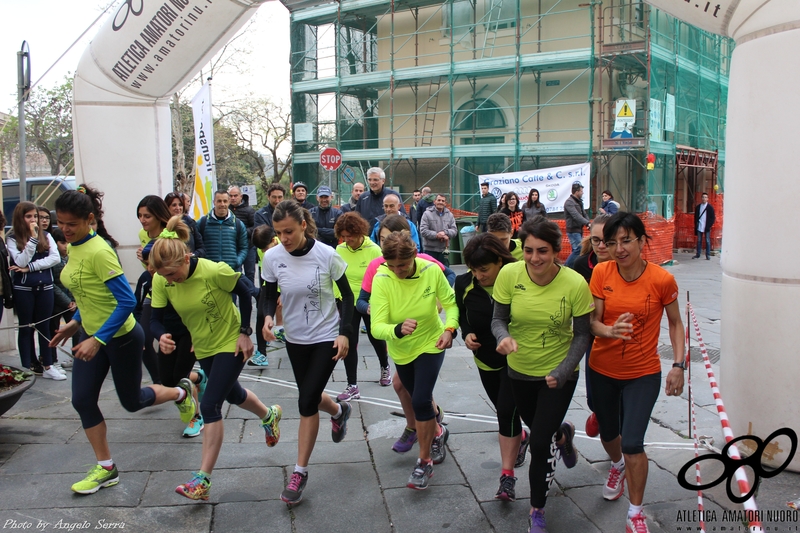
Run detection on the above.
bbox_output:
[18,41,31,202]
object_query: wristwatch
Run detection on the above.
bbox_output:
[672,361,685,370]
[240,326,253,336]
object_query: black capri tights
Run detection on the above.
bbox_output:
[286,341,338,417]
[197,352,248,424]
[71,324,156,429]
[588,371,661,455]
[510,377,576,509]
[394,352,445,421]
[343,307,389,385]
[478,367,523,438]
[157,331,196,388]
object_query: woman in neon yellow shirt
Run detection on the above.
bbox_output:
[50,187,198,496]
[370,232,459,491]
[333,212,387,400]
[149,216,282,501]
[491,218,594,533]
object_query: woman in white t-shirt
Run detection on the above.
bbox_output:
[260,200,354,506]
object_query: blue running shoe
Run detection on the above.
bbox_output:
[247,351,269,367]
[195,369,207,404]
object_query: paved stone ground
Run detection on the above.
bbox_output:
[1,251,798,533]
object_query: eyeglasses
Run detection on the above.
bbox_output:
[604,237,640,249]
[39,215,50,220]
[590,237,605,246]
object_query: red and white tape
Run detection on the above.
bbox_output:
[687,303,763,532]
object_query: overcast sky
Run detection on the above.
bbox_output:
[0,0,292,113]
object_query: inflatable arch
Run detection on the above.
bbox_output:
[73,0,798,470]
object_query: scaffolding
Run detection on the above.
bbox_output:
[283,0,731,218]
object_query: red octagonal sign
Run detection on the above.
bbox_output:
[320,147,343,171]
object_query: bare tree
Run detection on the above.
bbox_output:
[220,97,293,194]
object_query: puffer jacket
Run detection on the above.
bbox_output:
[419,206,457,252]
[230,196,256,241]
[477,193,497,227]
[198,212,248,270]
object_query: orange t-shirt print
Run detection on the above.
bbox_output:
[589,261,679,380]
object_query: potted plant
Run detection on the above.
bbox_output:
[0,364,35,417]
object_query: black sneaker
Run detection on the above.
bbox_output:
[515,429,530,468]
[430,424,449,464]
[494,473,517,502]
[281,471,308,505]
[29,362,44,376]
[331,401,351,443]
[557,421,578,468]
[407,459,434,490]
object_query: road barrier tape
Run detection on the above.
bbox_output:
[687,302,763,532]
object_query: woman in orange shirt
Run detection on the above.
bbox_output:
[588,212,685,533]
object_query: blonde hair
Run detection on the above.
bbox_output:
[149,215,190,269]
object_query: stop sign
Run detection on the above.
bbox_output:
[320,147,342,171]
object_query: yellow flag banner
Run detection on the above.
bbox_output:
[191,81,216,220]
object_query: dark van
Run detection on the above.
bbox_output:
[2,176,77,218]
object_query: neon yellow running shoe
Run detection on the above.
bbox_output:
[261,405,282,447]
[71,464,119,494]
[176,378,197,424]
[175,472,211,501]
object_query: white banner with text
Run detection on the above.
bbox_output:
[191,81,216,220]
[479,163,591,214]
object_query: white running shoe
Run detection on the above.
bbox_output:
[603,463,626,501]
[42,367,67,381]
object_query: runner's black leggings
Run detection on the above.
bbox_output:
[343,307,388,385]
[393,352,445,422]
[588,371,661,455]
[157,331,196,388]
[509,377,576,509]
[286,340,338,417]
[197,352,248,424]
[71,324,156,429]
[478,366,523,438]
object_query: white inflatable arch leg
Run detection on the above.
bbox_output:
[647,0,800,471]
[73,0,268,276]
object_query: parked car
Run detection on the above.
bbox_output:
[2,176,77,222]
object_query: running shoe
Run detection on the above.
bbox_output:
[336,384,360,401]
[195,369,207,403]
[51,363,67,375]
[360,325,367,334]
[59,359,74,369]
[247,351,269,367]
[603,463,626,500]
[261,405,282,447]
[557,421,578,468]
[29,362,44,376]
[331,401,352,443]
[436,404,445,425]
[430,424,449,464]
[42,367,67,381]
[183,414,204,438]
[274,328,286,343]
[175,472,211,501]
[585,412,599,438]
[494,473,517,502]
[515,429,530,468]
[281,471,308,505]
[71,464,119,494]
[392,427,418,453]
[176,378,197,424]
[379,366,392,386]
[407,459,434,490]
[528,508,548,533]
[626,512,650,533]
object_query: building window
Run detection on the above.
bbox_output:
[485,0,516,31]
[442,0,473,38]
[453,99,507,131]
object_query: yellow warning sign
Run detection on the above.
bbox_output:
[618,101,634,117]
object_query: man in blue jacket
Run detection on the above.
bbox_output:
[310,186,343,247]
[198,190,248,271]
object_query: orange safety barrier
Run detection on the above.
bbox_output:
[554,216,674,265]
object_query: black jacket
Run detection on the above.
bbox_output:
[310,205,343,247]
[355,186,406,228]
[694,202,716,232]
[0,239,14,309]
[254,204,277,228]
[231,196,256,241]
[454,272,507,370]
